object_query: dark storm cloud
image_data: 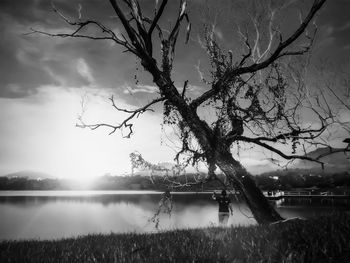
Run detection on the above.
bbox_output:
[0,0,126,98]
[1,0,349,100]
[0,16,52,98]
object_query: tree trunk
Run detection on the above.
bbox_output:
[215,150,284,224]
[149,67,284,224]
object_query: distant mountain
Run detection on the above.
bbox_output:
[3,170,55,180]
[293,147,350,172]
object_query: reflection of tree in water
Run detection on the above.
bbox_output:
[149,190,173,229]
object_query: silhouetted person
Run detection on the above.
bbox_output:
[212,190,232,226]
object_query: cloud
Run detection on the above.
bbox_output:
[0,8,100,98]
[123,84,158,94]
[2,83,33,98]
[0,16,53,98]
[0,0,136,98]
[336,22,350,32]
[314,24,336,51]
[77,58,94,83]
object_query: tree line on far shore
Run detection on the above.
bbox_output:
[0,169,349,191]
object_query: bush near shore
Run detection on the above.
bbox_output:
[1,213,349,263]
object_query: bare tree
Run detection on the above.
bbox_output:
[29,0,348,224]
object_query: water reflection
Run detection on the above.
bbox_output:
[0,191,348,241]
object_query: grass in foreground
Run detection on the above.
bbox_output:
[1,213,349,263]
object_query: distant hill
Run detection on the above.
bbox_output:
[3,170,55,180]
[293,147,350,172]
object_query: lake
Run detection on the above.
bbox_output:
[0,190,349,241]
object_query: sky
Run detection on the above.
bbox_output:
[1,0,350,180]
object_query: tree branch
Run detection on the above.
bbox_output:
[149,0,168,35]
[234,0,325,76]
[238,136,325,166]
[77,96,165,138]
[230,124,326,144]
[27,2,139,54]
[190,0,325,109]
[109,0,141,48]
[181,80,188,98]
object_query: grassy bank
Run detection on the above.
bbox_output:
[1,213,349,263]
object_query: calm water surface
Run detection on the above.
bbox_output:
[0,190,348,240]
